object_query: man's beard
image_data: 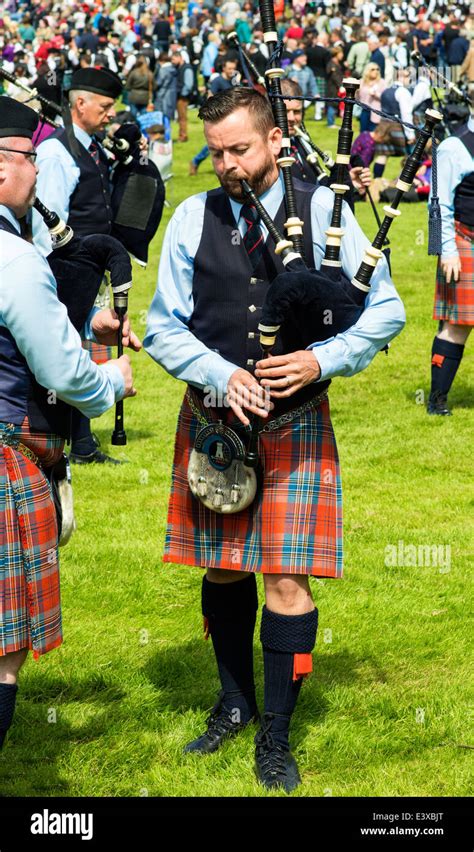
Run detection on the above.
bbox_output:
[219,152,278,201]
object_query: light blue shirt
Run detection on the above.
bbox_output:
[32,124,93,257]
[144,174,405,394]
[0,205,125,417]
[201,42,219,78]
[429,116,474,259]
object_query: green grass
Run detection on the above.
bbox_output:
[2,111,472,798]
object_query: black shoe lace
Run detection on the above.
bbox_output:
[255,714,289,777]
[203,694,239,741]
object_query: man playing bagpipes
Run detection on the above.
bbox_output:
[144,86,406,793]
[31,66,125,465]
[0,97,138,750]
[31,66,164,462]
[427,110,474,415]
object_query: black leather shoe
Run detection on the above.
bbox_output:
[69,449,124,465]
[427,391,452,416]
[184,692,259,755]
[254,713,301,793]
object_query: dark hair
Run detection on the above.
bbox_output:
[198,87,275,137]
[280,78,303,98]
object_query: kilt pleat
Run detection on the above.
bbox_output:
[0,422,63,659]
[163,392,343,577]
[434,221,474,325]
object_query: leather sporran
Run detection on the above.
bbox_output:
[187,420,258,514]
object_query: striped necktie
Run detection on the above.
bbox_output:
[240,202,264,271]
[89,140,100,165]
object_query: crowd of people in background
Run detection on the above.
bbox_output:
[1,0,473,189]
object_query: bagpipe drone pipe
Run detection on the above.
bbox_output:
[251,104,443,354]
[245,0,443,355]
[103,121,165,266]
[0,63,63,128]
[238,0,443,469]
[33,197,132,334]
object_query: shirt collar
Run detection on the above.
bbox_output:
[0,204,21,234]
[468,115,474,133]
[229,171,285,224]
[73,122,93,148]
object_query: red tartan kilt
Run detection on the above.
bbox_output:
[0,422,63,659]
[434,221,474,326]
[163,391,343,577]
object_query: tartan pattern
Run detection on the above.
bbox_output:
[314,76,327,99]
[82,340,114,365]
[0,420,64,659]
[163,392,343,577]
[374,122,406,158]
[434,221,474,325]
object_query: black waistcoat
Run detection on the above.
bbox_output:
[453,125,474,227]
[380,86,400,118]
[190,180,330,414]
[50,127,112,236]
[0,217,71,437]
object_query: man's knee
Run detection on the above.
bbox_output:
[0,649,28,684]
[263,575,312,612]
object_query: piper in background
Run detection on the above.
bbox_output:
[427,113,474,415]
[32,67,125,464]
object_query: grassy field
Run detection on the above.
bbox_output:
[1,110,472,798]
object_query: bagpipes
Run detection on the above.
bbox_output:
[102,121,165,266]
[33,197,132,445]
[251,0,441,339]
[410,50,472,138]
[188,1,442,515]
[1,62,165,264]
[292,121,334,180]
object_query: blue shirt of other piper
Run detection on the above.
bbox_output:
[0,204,125,416]
[144,172,406,394]
[31,124,94,258]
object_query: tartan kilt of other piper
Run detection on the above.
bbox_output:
[163,390,343,577]
[434,221,474,326]
[0,420,64,659]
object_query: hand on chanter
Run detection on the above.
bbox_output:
[255,350,321,398]
[226,368,275,426]
[91,308,142,351]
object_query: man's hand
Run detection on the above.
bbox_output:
[350,165,372,193]
[91,308,142,351]
[108,354,137,398]
[254,350,321,398]
[226,368,274,426]
[441,255,462,283]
